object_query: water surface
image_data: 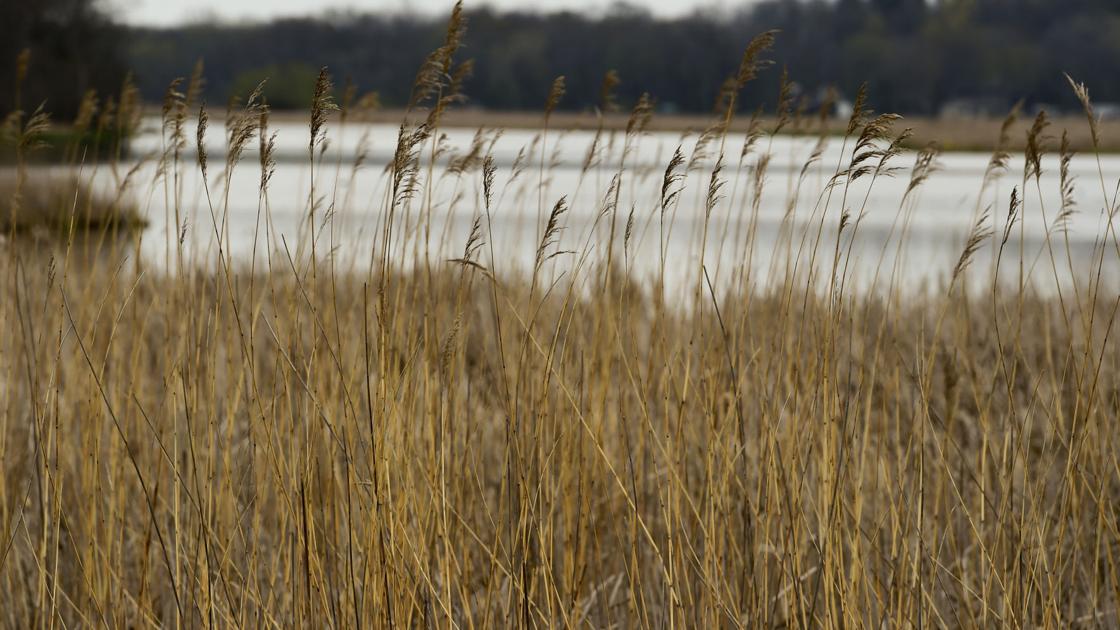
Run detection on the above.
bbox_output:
[57,117,1120,296]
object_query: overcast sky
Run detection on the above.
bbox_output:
[116,0,742,26]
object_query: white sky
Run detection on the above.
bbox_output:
[115,0,741,26]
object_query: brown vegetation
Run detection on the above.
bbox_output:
[0,173,145,234]
[1,8,1119,628]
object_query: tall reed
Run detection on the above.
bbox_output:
[1,14,1119,629]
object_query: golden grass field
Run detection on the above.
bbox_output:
[2,10,1120,628]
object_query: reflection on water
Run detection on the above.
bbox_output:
[22,117,1120,295]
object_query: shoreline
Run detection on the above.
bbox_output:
[13,108,1118,167]
[269,107,1120,154]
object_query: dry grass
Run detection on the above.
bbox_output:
[2,11,1120,628]
[0,173,145,234]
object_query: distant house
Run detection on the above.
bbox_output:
[1027,103,1062,118]
[939,97,1009,118]
[1096,103,1120,120]
[802,87,853,120]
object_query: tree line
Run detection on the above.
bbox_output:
[5,1,1120,121]
[1,0,126,119]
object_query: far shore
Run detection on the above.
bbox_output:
[252,107,1120,154]
[18,107,1120,162]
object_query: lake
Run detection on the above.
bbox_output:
[43,117,1120,295]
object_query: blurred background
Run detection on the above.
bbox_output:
[4,0,1120,120]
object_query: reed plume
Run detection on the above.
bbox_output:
[952,206,993,285]
[534,195,569,272]
[1025,110,1050,183]
[1053,131,1077,233]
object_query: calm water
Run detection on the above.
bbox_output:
[49,117,1120,295]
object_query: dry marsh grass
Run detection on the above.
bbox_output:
[0,173,145,234]
[1,73,145,236]
[2,10,1120,628]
